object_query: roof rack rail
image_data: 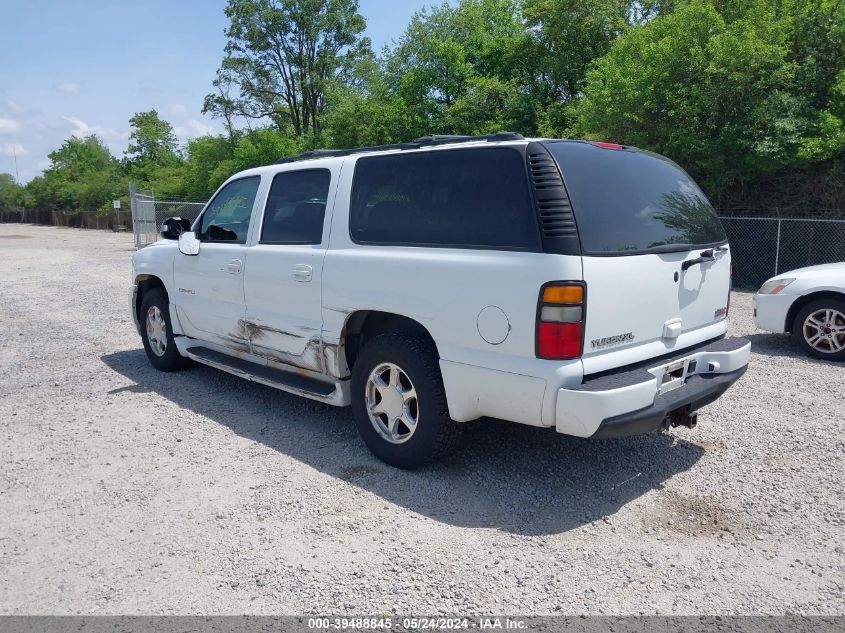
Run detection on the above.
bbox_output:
[275,132,525,164]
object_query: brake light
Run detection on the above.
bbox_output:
[537,283,585,359]
[589,141,625,150]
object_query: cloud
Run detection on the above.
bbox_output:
[62,115,124,142]
[174,118,215,138]
[1,143,27,156]
[0,117,20,134]
[4,100,25,115]
[59,82,80,94]
[169,103,187,115]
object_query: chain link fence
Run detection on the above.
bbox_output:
[129,183,206,249]
[720,214,845,290]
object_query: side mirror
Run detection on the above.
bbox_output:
[160,217,192,240]
[178,231,201,256]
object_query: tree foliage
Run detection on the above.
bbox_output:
[574,0,845,196]
[12,0,845,218]
[207,0,370,136]
[126,110,181,166]
[40,135,123,212]
[0,173,23,213]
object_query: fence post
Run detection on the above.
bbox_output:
[129,182,138,249]
[774,208,782,275]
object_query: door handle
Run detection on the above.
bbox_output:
[293,264,313,282]
[226,259,243,275]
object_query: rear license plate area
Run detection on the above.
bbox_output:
[655,359,690,394]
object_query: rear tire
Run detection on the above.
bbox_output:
[140,288,191,371]
[792,298,845,361]
[351,333,460,469]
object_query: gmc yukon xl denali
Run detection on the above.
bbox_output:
[130,133,750,468]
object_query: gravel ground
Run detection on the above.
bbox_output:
[0,224,843,616]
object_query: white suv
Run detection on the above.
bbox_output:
[130,133,750,468]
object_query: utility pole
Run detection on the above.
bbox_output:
[12,145,20,183]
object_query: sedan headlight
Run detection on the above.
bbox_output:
[758,278,795,295]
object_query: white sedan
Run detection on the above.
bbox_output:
[753,262,845,360]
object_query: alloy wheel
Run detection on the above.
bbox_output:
[145,305,168,357]
[365,362,419,444]
[802,308,845,354]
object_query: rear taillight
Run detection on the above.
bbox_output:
[537,283,585,359]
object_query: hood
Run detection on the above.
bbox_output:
[785,261,845,278]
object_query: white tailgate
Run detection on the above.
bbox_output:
[581,248,731,374]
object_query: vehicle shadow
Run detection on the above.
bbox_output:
[101,349,706,536]
[746,331,842,365]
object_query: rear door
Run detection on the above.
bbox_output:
[241,166,338,373]
[545,141,731,374]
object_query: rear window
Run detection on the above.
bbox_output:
[545,141,726,255]
[349,147,539,250]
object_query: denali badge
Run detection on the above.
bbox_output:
[591,332,634,349]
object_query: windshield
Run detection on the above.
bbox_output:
[545,141,726,255]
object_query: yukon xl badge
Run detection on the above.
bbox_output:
[591,332,634,350]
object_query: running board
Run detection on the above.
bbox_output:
[184,345,347,405]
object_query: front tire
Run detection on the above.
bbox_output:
[351,333,460,469]
[792,298,845,361]
[140,288,191,371]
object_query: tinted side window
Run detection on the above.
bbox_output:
[260,169,331,244]
[198,176,261,243]
[350,148,539,250]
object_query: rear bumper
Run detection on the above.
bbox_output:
[590,365,747,438]
[555,337,750,437]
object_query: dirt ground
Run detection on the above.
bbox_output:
[0,224,842,615]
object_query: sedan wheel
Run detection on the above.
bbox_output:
[802,308,845,354]
[793,298,845,361]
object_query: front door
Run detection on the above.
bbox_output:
[242,167,337,373]
[173,175,262,350]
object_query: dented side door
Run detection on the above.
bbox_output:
[240,162,343,373]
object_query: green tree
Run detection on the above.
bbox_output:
[385,0,529,132]
[574,0,804,191]
[322,57,420,146]
[0,173,23,213]
[35,135,124,212]
[125,109,181,166]
[209,0,371,136]
[445,76,535,134]
[184,134,238,199]
[231,127,302,171]
[124,110,186,197]
[792,0,845,161]
[523,0,630,103]
[522,0,676,133]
